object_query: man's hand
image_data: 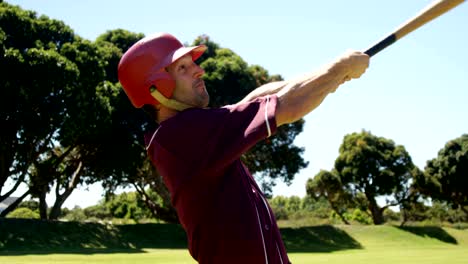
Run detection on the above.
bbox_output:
[333,50,370,89]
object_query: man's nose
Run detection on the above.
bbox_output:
[193,64,205,78]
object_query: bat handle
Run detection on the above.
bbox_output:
[364,35,397,57]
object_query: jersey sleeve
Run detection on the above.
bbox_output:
[150,95,278,178]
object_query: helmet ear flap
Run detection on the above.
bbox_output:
[148,72,192,111]
[148,72,176,99]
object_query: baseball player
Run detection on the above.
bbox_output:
[118,32,369,264]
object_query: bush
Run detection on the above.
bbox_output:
[384,208,401,222]
[451,222,468,230]
[17,200,40,211]
[105,192,153,221]
[269,196,334,221]
[62,206,87,222]
[6,208,40,219]
[346,209,373,225]
[271,206,289,220]
[269,196,290,220]
[84,204,111,219]
[426,201,467,223]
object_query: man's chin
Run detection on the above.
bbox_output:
[201,96,210,108]
[197,88,210,107]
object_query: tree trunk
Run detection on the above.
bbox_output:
[368,198,385,225]
[49,199,64,220]
[0,189,31,217]
[131,162,178,223]
[0,171,28,204]
[133,183,178,223]
[49,161,83,220]
[0,125,16,193]
[38,185,48,220]
[400,209,408,227]
[148,167,172,208]
[328,198,350,225]
[48,174,82,220]
[333,207,350,225]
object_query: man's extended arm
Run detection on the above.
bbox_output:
[239,50,369,127]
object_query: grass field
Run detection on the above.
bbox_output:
[1,219,467,263]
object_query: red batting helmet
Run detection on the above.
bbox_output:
[118,33,207,108]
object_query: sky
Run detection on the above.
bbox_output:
[5,0,468,208]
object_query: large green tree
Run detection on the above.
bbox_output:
[0,2,77,216]
[0,3,116,219]
[334,130,417,224]
[417,134,468,217]
[95,29,144,82]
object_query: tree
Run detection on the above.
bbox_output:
[0,3,77,216]
[0,3,119,219]
[306,170,351,224]
[96,29,144,55]
[399,198,430,224]
[95,29,144,82]
[334,130,417,224]
[287,196,302,213]
[398,168,424,226]
[26,35,119,220]
[193,35,308,196]
[418,134,468,217]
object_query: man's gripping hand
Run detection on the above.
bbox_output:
[332,50,370,88]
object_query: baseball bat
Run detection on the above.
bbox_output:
[365,0,465,57]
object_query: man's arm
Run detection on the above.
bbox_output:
[240,50,369,126]
[239,81,287,104]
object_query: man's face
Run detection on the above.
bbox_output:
[166,54,209,108]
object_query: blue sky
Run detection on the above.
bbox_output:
[6,0,468,208]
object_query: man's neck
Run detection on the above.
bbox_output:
[156,106,179,123]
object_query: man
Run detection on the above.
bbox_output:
[118,32,369,264]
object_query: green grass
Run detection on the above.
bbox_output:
[1,219,468,263]
[287,225,468,264]
[309,225,468,264]
[0,249,195,264]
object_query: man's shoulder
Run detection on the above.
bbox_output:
[166,107,230,125]
[153,107,227,140]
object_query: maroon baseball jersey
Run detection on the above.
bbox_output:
[146,95,290,264]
